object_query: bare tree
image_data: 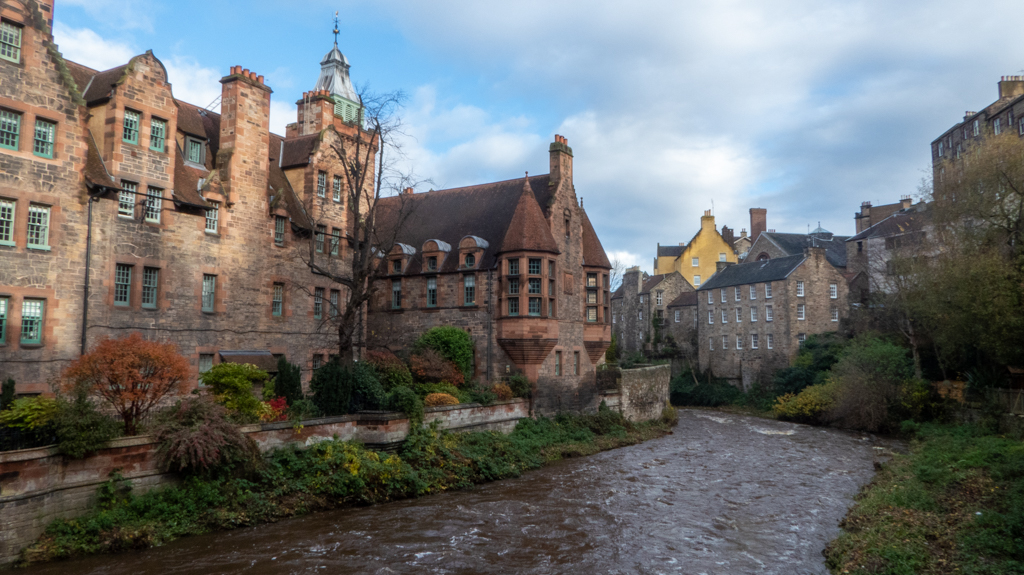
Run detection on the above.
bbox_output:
[609,258,626,292]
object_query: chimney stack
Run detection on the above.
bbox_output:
[219,65,272,205]
[404,187,414,195]
[999,75,1024,100]
[749,208,767,242]
[549,133,573,192]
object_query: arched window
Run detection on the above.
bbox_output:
[756,253,770,262]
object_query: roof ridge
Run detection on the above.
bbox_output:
[420,174,551,196]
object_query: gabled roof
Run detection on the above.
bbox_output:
[611,285,624,300]
[667,291,698,308]
[171,146,210,208]
[80,63,128,104]
[657,244,685,258]
[83,131,118,190]
[175,100,209,139]
[847,208,929,242]
[640,274,665,294]
[64,60,97,97]
[280,134,320,168]
[580,208,611,269]
[499,178,559,254]
[268,133,312,230]
[375,175,559,273]
[697,255,806,291]
[757,232,850,268]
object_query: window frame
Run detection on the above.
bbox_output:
[33,118,56,158]
[144,187,162,224]
[427,277,438,307]
[330,289,340,317]
[829,283,838,299]
[123,109,140,145]
[796,281,804,297]
[391,279,402,309]
[205,202,219,234]
[330,228,341,256]
[0,198,14,246]
[274,216,286,245]
[674,310,680,323]
[464,274,476,305]
[555,350,562,376]
[0,108,20,151]
[692,257,699,267]
[765,305,773,322]
[766,333,773,349]
[114,263,133,306]
[315,225,326,253]
[508,296,519,316]
[750,306,757,322]
[765,283,773,298]
[693,275,700,287]
[142,267,159,309]
[317,171,327,198]
[20,298,43,345]
[797,303,806,320]
[0,296,6,344]
[333,175,343,202]
[0,20,23,63]
[149,118,167,152]
[118,181,137,218]
[530,297,542,317]
[314,287,324,319]
[831,305,839,322]
[26,204,50,250]
[201,274,216,313]
[272,283,283,316]
[186,137,205,164]
[529,258,542,275]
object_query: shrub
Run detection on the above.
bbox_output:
[51,392,121,459]
[0,377,14,411]
[669,374,743,407]
[409,349,465,387]
[364,350,414,391]
[415,382,463,399]
[772,378,839,424]
[64,333,191,435]
[661,403,679,426]
[463,384,497,406]
[287,398,319,422]
[274,357,303,406]
[388,386,424,423]
[264,397,289,422]
[507,374,531,398]
[309,360,352,416]
[414,326,475,382]
[200,363,270,423]
[349,362,388,412]
[826,337,914,432]
[0,396,58,429]
[152,396,259,475]
[491,383,513,401]
[424,393,459,407]
[605,334,619,364]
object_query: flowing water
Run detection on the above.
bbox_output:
[22,409,901,575]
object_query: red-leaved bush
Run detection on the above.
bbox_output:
[64,333,191,435]
[152,396,259,474]
[409,349,464,387]
[264,397,289,422]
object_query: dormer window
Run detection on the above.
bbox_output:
[427,256,437,271]
[186,137,205,164]
[464,254,475,268]
[392,259,402,274]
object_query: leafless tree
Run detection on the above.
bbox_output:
[609,258,626,292]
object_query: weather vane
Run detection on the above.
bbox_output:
[333,11,339,45]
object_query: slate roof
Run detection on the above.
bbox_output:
[758,232,850,268]
[657,244,685,258]
[268,133,312,229]
[640,274,665,295]
[610,285,624,300]
[171,148,211,208]
[64,60,97,97]
[80,64,128,104]
[697,255,806,291]
[847,208,929,242]
[499,179,559,254]
[667,291,697,308]
[175,100,208,138]
[280,134,320,168]
[580,208,611,268]
[83,131,118,189]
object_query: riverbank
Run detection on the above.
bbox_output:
[824,422,1024,574]
[18,408,675,566]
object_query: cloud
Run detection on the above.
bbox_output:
[606,250,643,269]
[52,22,134,71]
[58,0,157,32]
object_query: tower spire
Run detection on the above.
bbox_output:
[333,11,339,46]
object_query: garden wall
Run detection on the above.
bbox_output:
[0,399,528,568]
[618,365,671,422]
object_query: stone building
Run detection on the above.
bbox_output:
[845,200,931,299]
[610,268,692,356]
[653,210,737,289]
[697,248,849,389]
[0,1,377,393]
[745,226,849,271]
[365,135,613,415]
[853,197,913,234]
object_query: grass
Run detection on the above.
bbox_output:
[824,422,1024,575]
[21,409,675,565]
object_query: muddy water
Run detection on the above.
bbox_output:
[23,410,900,575]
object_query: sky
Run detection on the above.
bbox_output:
[51,0,1024,271]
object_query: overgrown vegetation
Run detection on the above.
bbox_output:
[22,410,675,565]
[825,423,1024,575]
[151,396,260,475]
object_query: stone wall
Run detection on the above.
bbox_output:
[0,399,528,567]
[618,364,670,422]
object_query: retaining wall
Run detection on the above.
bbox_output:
[0,399,528,568]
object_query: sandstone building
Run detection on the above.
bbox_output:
[697,248,848,388]
[653,210,737,289]
[610,268,692,356]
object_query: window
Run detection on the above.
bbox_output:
[312,355,323,370]
[796,281,804,297]
[392,259,401,274]
[0,109,19,150]
[330,229,340,256]
[426,256,437,271]
[973,119,979,136]
[721,289,727,303]
[20,299,43,344]
[736,335,743,350]
[0,198,14,245]
[831,306,839,322]
[142,267,158,309]
[721,309,728,323]
[656,291,663,305]
[115,181,136,217]
[529,258,542,275]
[0,20,22,62]
[202,275,216,312]
[508,297,519,316]
[674,310,680,322]
[508,259,519,275]
[767,334,774,349]
[333,175,342,202]
[587,306,597,322]
[186,138,205,164]
[315,225,325,253]
[707,291,713,304]
[751,334,759,349]
[205,202,219,233]
[587,289,597,304]
[464,275,475,305]
[749,285,756,300]
[693,275,700,287]
[427,278,437,307]
[144,187,162,223]
[994,118,1001,135]
[735,308,742,322]
[708,310,713,324]
[829,283,838,299]
[329,289,340,317]
[314,287,324,319]
[548,260,555,276]
[692,257,699,267]
[722,335,728,350]
[798,333,806,344]
[797,304,805,320]
[26,204,49,249]
[638,310,642,320]
[123,109,140,144]
[33,119,55,158]
[272,283,283,316]
[765,283,772,298]
[114,264,132,306]
[508,278,519,295]
[750,307,757,322]
[1019,117,1024,136]
[530,278,542,294]
[719,253,727,262]
[734,287,741,301]
[574,351,580,376]
[765,305,773,322]
[317,171,327,198]
[199,354,214,383]
[530,297,542,316]
[586,273,598,289]
[937,141,943,157]
[956,143,961,159]
[274,216,286,245]
[150,118,166,151]
[391,279,402,308]
[709,337,714,350]
[555,351,562,375]
[464,253,475,268]
[549,279,555,296]
[0,297,6,344]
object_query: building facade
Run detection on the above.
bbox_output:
[610,268,692,356]
[697,248,849,389]
[653,211,737,289]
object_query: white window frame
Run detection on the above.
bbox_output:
[721,289,727,303]
[831,306,839,322]
[317,171,327,198]
[674,310,680,322]
[766,305,773,322]
[736,335,743,350]
[118,181,136,218]
[734,286,741,301]
[202,274,216,312]
[735,307,741,322]
[750,307,757,322]
[692,257,699,267]
[751,334,759,349]
[796,281,804,297]
[144,187,162,224]
[721,309,727,323]
[797,303,805,320]
[722,335,728,350]
[656,291,663,306]
[994,118,1001,135]
[205,202,219,233]
[693,275,700,287]
[749,285,756,300]
[829,283,838,299]
[708,310,713,324]
[719,253,726,262]
[765,283,772,299]
[709,337,714,351]
[707,291,713,304]
[766,333,774,349]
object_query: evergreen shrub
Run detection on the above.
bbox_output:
[274,357,303,406]
[414,326,474,382]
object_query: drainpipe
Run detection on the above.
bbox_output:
[486,268,493,382]
[81,195,96,355]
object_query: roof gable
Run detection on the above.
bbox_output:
[698,255,806,291]
[499,177,559,254]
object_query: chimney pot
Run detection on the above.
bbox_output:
[242,68,249,76]
[257,75,264,83]
[404,187,413,194]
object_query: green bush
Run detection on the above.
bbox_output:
[388,386,423,423]
[287,398,319,422]
[772,378,839,424]
[200,363,270,423]
[0,396,58,429]
[0,377,15,411]
[309,360,351,417]
[364,350,414,391]
[772,332,847,396]
[350,362,388,411]
[274,357,303,406]
[414,326,475,382]
[507,374,531,398]
[827,336,915,432]
[51,393,121,459]
[152,396,259,475]
[669,374,743,407]
[605,335,619,364]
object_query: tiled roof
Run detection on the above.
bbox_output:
[580,208,611,268]
[268,133,311,230]
[81,64,128,104]
[611,285,624,300]
[657,244,684,258]
[667,291,697,307]
[640,274,665,294]
[759,232,850,268]
[171,147,210,208]
[697,255,805,291]
[280,134,320,168]
[847,208,928,242]
[499,178,559,254]
[83,131,118,189]
[64,60,97,97]
[175,100,208,138]
[375,175,560,273]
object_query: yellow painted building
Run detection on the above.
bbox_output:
[654,210,737,289]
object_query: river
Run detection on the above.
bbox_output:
[22,409,900,575]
